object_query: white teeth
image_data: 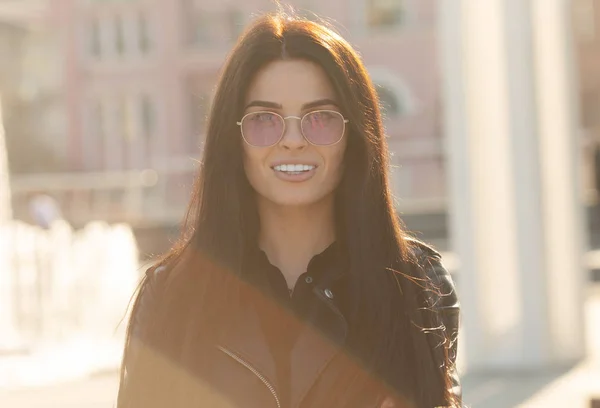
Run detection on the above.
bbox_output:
[273,164,315,172]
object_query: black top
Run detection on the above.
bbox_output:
[243,242,344,408]
[132,239,461,407]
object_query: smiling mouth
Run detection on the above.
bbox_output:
[272,164,317,175]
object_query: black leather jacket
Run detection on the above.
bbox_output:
[121,239,461,408]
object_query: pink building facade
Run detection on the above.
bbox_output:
[55,0,444,220]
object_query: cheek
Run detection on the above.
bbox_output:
[243,143,257,162]
[242,146,268,182]
[327,143,347,178]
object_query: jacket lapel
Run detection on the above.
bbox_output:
[289,286,348,408]
[217,252,349,408]
[218,300,279,393]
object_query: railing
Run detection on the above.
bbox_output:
[9,164,450,228]
[9,164,197,228]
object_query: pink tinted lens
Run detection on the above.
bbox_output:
[242,112,284,146]
[302,111,344,145]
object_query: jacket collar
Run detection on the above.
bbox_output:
[217,281,348,408]
[244,240,347,285]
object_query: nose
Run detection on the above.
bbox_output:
[279,116,307,150]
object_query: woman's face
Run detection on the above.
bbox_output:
[242,59,348,207]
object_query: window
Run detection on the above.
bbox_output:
[188,90,211,150]
[93,101,106,140]
[369,68,415,119]
[138,12,152,53]
[86,100,106,170]
[182,0,209,46]
[90,18,102,57]
[113,96,136,168]
[182,1,243,47]
[227,9,244,42]
[573,0,596,41]
[122,97,136,141]
[581,91,600,128]
[376,85,401,117]
[140,95,156,137]
[114,15,125,56]
[368,0,405,29]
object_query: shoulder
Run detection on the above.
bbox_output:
[404,238,462,402]
[404,237,459,309]
[134,264,169,320]
[145,263,169,284]
[140,263,168,293]
[404,236,442,262]
[404,237,445,278]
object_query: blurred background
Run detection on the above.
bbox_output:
[0,0,598,407]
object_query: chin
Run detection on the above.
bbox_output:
[270,195,321,207]
[262,189,331,207]
[252,182,336,208]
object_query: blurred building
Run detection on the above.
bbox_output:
[45,0,443,230]
[573,0,600,246]
[574,0,599,197]
[8,1,597,250]
[0,0,66,176]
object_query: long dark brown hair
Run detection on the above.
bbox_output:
[117,10,458,408]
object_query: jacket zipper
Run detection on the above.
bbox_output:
[216,345,282,408]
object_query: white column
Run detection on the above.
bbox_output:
[0,98,10,221]
[439,0,586,372]
[531,0,587,362]
[0,97,19,350]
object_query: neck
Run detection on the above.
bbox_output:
[257,195,336,289]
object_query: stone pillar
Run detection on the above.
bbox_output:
[531,0,587,363]
[0,96,11,221]
[0,96,19,351]
[439,0,586,371]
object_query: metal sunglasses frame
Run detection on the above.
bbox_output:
[236,109,349,147]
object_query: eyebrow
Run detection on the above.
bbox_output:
[244,98,340,111]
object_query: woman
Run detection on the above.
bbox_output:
[117,11,461,408]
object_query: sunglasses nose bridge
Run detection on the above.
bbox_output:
[282,115,303,133]
[280,115,307,147]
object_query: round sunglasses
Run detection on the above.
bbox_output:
[237,110,349,147]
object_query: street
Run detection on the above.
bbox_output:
[0,373,118,408]
[1,286,599,408]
